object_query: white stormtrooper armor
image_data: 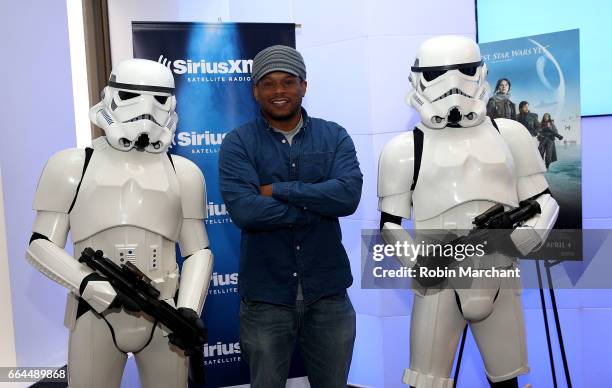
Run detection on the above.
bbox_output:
[406,35,489,130]
[90,59,178,153]
[26,59,213,388]
[378,36,559,388]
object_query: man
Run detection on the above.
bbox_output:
[486,78,517,120]
[516,101,540,137]
[219,45,362,388]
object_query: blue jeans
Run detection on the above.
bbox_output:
[239,292,356,388]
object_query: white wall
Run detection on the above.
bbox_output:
[109,0,231,66]
[0,167,17,367]
[0,0,78,369]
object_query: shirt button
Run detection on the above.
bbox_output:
[291,163,296,167]
[296,245,300,250]
[293,272,297,277]
[303,206,307,210]
[282,139,287,143]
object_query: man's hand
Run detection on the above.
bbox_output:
[259,184,273,197]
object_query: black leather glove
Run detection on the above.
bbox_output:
[109,292,141,313]
[168,307,207,353]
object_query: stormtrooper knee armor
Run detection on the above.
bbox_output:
[26,59,213,388]
[377,36,559,388]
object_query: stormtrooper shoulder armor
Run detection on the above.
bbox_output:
[171,155,207,220]
[495,118,549,199]
[377,131,415,220]
[378,131,415,198]
[33,148,87,213]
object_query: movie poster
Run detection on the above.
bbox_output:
[479,29,581,229]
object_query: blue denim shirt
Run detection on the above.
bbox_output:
[219,109,362,305]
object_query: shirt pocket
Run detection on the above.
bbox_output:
[300,151,333,183]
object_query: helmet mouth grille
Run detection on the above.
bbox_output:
[134,133,150,150]
[125,114,162,126]
[433,88,471,102]
[448,107,462,124]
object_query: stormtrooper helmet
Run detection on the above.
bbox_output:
[89,59,178,153]
[407,36,488,129]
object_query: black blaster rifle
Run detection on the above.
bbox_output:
[413,199,542,287]
[78,247,206,384]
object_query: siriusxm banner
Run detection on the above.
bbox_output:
[133,22,299,387]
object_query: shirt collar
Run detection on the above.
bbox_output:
[256,107,310,132]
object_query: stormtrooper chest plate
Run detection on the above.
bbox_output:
[412,122,519,221]
[70,144,182,242]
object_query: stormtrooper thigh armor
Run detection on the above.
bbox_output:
[406,278,527,388]
[378,36,559,388]
[26,59,213,388]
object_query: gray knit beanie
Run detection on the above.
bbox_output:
[252,45,306,85]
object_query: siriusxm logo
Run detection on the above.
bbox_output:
[210,272,238,287]
[205,201,232,225]
[174,131,227,147]
[158,55,252,75]
[207,202,228,217]
[208,271,238,296]
[203,341,241,358]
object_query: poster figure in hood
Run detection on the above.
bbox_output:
[487,78,517,120]
[538,112,564,169]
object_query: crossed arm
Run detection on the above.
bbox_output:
[266,130,363,218]
[219,129,362,231]
[219,132,319,231]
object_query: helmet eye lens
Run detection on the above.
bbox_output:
[118,91,140,100]
[422,70,446,82]
[459,66,478,76]
[155,95,169,104]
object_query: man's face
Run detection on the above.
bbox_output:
[521,103,529,114]
[253,72,307,121]
[498,80,510,94]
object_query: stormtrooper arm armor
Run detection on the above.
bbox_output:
[173,156,214,315]
[377,131,418,267]
[497,118,560,255]
[511,192,559,255]
[26,149,117,313]
[28,212,89,293]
